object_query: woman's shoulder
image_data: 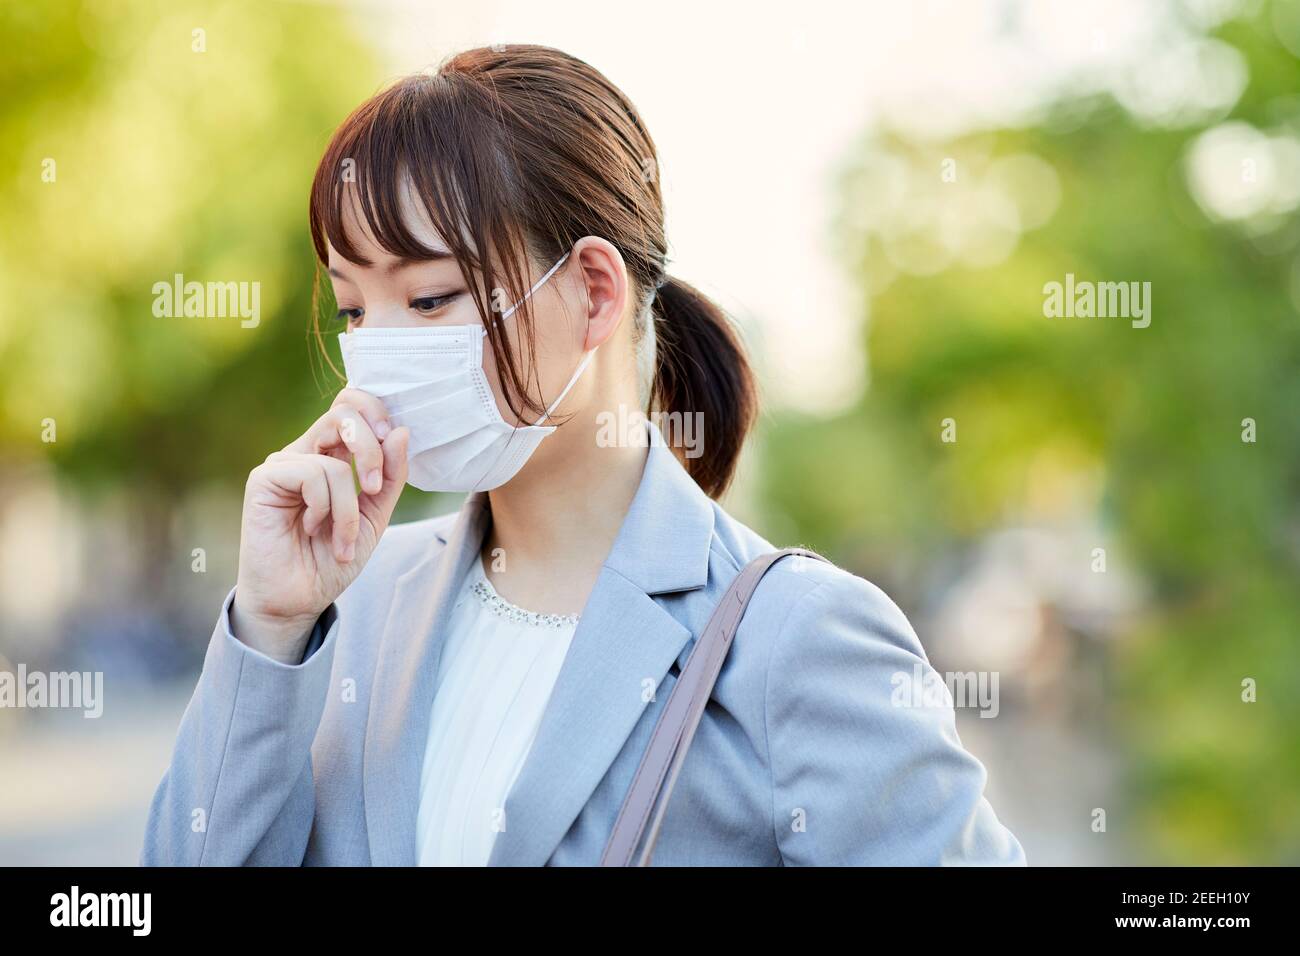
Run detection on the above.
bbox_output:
[702,504,935,707]
[710,507,1023,866]
[706,501,925,665]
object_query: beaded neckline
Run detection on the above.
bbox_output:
[470,559,580,628]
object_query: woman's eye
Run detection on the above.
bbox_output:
[410,292,460,315]
[336,307,364,324]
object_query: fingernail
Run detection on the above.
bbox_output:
[342,542,356,562]
[375,420,392,439]
[365,469,382,493]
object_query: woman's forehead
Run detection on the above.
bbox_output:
[333,177,453,261]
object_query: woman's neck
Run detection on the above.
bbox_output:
[479,421,649,617]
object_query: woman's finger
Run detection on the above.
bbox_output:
[330,388,393,440]
[251,455,332,536]
[317,455,361,562]
[287,404,386,495]
[361,426,410,528]
[298,463,331,536]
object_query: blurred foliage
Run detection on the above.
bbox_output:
[0,0,380,494]
[763,3,1300,862]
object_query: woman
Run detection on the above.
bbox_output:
[141,44,1024,866]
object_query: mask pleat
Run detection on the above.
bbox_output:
[417,426,513,486]
[382,379,477,416]
[391,381,493,448]
[439,425,550,490]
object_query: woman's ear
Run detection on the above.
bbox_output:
[571,236,629,351]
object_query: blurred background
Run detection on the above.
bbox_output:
[2,0,1298,865]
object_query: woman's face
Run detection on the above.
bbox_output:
[326,187,587,430]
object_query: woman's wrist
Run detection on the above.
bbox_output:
[228,592,319,665]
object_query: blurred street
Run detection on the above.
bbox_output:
[0,682,190,866]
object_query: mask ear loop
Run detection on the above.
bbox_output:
[533,347,595,426]
[498,251,572,321]
[489,249,587,427]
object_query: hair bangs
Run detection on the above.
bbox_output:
[307,74,549,419]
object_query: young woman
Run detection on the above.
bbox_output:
[142,44,1024,866]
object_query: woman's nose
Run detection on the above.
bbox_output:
[364,303,424,329]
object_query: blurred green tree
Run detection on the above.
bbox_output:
[0,0,382,489]
[762,4,1300,862]
[0,1,415,607]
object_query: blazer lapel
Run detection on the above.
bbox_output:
[488,427,716,865]
[363,491,490,866]
[484,572,691,866]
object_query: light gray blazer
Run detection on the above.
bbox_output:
[141,433,1026,866]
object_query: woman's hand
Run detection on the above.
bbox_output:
[230,389,409,663]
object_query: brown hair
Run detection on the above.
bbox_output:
[308,44,756,497]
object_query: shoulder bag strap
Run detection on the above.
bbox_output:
[599,546,830,866]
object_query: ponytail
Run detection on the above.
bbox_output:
[650,277,757,498]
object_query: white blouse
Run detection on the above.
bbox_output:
[415,553,580,866]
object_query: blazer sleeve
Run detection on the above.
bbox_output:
[139,587,339,866]
[764,570,1026,865]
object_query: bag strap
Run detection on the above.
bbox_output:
[599,546,830,866]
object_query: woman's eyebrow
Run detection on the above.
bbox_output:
[326,251,452,281]
[384,251,454,275]
[327,250,455,282]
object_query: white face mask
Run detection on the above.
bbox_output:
[338,251,592,492]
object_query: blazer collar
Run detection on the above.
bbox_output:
[366,418,715,866]
[363,490,490,866]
